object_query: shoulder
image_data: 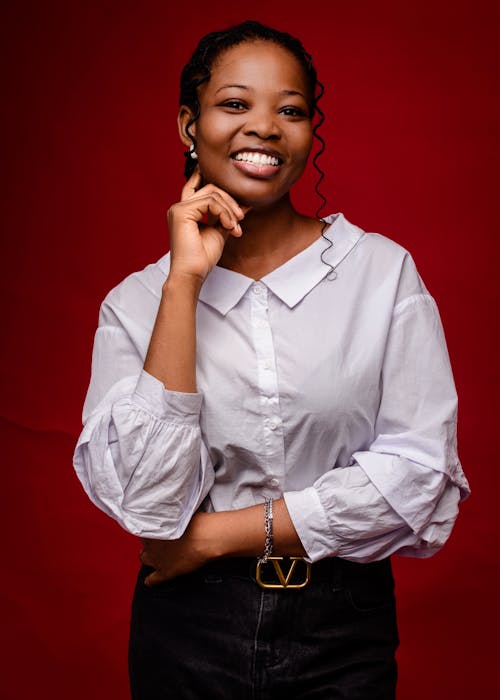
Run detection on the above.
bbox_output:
[351,224,412,268]
[333,214,429,301]
[98,252,172,329]
[326,213,413,267]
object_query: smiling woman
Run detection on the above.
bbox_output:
[73,19,470,700]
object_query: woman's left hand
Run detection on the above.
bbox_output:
[139,512,213,586]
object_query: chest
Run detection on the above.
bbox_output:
[195,286,390,444]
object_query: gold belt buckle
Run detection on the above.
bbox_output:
[256,556,311,590]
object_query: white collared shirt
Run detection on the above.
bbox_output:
[73,213,470,562]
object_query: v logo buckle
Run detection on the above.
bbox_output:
[256,556,311,589]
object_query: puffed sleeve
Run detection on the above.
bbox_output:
[284,292,470,563]
[73,271,215,538]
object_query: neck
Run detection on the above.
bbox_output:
[218,194,321,279]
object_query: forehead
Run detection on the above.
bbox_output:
[207,40,310,94]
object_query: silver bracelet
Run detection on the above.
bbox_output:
[257,498,274,564]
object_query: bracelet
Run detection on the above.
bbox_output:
[257,498,274,564]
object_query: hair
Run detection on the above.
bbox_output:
[179,20,335,276]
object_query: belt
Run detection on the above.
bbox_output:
[200,555,390,591]
[256,556,311,589]
[141,556,391,592]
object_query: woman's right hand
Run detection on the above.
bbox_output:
[166,169,246,284]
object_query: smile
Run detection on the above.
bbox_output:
[232,151,281,167]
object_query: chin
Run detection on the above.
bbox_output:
[216,179,287,208]
[237,192,286,209]
[200,165,277,201]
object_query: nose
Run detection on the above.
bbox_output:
[243,107,281,140]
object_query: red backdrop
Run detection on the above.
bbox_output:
[2,1,498,697]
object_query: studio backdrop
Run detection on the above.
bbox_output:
[2,1,498,698]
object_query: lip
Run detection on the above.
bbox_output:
[231,159,282,179]
[230,146,284,180]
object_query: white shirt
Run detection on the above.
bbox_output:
[73,213,470,562]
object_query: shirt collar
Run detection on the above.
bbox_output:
[197,213,364,315]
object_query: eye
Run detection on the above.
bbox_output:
[219,100,247,111]
[280,106,309,118]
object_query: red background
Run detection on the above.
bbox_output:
[2,1,498,697]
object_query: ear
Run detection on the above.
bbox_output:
[177,105,196,147]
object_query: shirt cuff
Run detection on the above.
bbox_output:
[132,369,203,424]
[284,487,341,562]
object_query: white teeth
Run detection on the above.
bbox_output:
[234,152,279,166]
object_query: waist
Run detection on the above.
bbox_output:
[153,555,393,591]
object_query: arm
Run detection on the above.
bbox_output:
[143,170,244,393]
[72,315,214,538]
[73,171,245,537]
[284,293,470,563]
[140,497,306,585]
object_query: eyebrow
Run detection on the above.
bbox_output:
[215,84,248,94]
[281,90,306,98]
[215,84,307,99]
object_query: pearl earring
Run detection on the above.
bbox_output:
[189,144,198,160]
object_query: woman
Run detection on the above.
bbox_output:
[73,20,470,699]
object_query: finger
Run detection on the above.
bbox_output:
[189,183,245,221]
[184,191,241,232]
[205,218,242,241]
[144,570,167,587]
[171,190,243,235]
[139,549,155,566]
[181,169,202,201]
[204,198,242,234]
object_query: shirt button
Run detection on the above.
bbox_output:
[269,420,279,430]
[269,478,280,487]
[262,360,270,370]
[253,283,265,294]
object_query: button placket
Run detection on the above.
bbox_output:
[249,284,285,492]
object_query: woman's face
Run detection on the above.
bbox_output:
[179,40,315,208]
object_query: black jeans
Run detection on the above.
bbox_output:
[129,557,399,699]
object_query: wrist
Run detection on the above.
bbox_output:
[190,499,306,563]
[163,271,204,297]
[188,512,229,561]
[197,507,266,560]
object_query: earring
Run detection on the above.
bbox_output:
[189,143,198,160]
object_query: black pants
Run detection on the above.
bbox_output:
[129,556,399,699]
